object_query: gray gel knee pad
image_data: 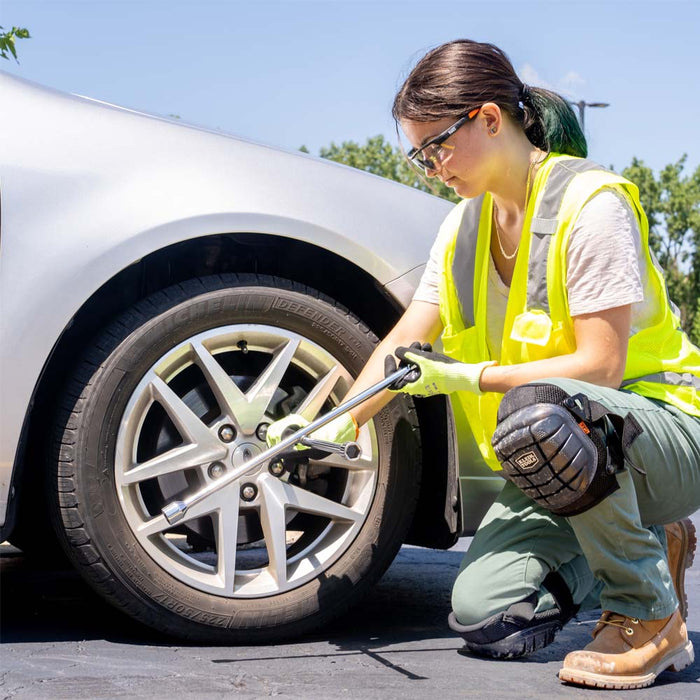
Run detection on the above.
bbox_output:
[492,384,620,517]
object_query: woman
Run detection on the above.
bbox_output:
[268,39,700,690]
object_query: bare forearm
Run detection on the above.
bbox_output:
[480,352,625,394]
[344,301,443,426]
[342,334,407,426]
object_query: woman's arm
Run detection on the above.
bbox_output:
[346,300,443,426]
[479,304,632,394]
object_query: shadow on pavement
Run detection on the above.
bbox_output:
[0,544,462,647]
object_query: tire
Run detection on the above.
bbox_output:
[49,274,420,642]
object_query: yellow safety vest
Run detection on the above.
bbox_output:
[438,153,700,471]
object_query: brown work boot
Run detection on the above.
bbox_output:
[558,609,694,689]
[665,518,697,620]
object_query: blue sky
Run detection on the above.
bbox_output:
[2,0,698,174]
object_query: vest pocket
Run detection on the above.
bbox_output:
[441,325,482,362]
[506,313,573,363]
[510,309,553,346]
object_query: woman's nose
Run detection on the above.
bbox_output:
[424,160,443,178]
[432,164,450,182]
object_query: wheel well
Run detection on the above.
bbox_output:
[6,233,457,549]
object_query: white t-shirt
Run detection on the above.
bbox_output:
[413,189,655,360]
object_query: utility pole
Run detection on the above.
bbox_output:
[570,100,610,131]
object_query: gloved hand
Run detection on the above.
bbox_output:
[384,342,496,396]
[265,412,359,450]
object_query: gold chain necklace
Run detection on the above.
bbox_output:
[492,201,520,260]
[492,150,543,261]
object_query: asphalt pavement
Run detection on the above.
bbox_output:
[2,513,700,699]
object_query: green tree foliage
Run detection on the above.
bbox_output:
[317,135,460,203]
[622,156,700,342]
[0,26,30,62]
[693,298,700,345]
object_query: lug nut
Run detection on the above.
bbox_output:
[240,483,258,501]
[256,423,270,441]
[269,460,285,476]
[218,425,236,443]
[208,462,226,479]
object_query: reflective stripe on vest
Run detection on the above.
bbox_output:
[452,194,484,327]
[621,372,700,391]
[527,158,599,313]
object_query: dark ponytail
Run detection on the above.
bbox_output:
[393,40,587,158]
[522,86,587,157]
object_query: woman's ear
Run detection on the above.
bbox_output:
[480,102,502,136]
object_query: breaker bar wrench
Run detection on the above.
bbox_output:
[161,362,416,525]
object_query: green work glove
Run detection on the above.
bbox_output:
[265,412,358,450]
[384,342,496,397]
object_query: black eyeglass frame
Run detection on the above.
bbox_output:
[406,107,481,172]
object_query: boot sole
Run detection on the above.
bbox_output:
[558,640,695,689]
[459,621,562,660]
[672,518,696,620]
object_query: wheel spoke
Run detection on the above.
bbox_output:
[137,513,172,538]
[121,443,224,486]
[243,338,300,425]
[149,375,220,448]
[215,497,241,594]
[296,365,345,420]
[259,475,289,586]
[279,480,363,522]
[181,488,237,523]
[191,340,247,431]
[309,453,374,472]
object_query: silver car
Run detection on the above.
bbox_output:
[0,72,503,641]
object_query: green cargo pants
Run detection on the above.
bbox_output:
[452,378,700,625]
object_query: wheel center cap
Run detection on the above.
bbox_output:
[232,442,263,469]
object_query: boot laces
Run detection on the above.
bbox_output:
[600,614,640,636]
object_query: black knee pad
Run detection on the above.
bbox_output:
[449,572,578,660]
[448,572,578,660]
[492,383,634,517]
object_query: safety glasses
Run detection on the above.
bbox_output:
[406,107,481,172]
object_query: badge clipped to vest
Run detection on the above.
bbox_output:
[510,309,553,346]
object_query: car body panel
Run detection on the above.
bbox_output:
[1,72,462,525]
